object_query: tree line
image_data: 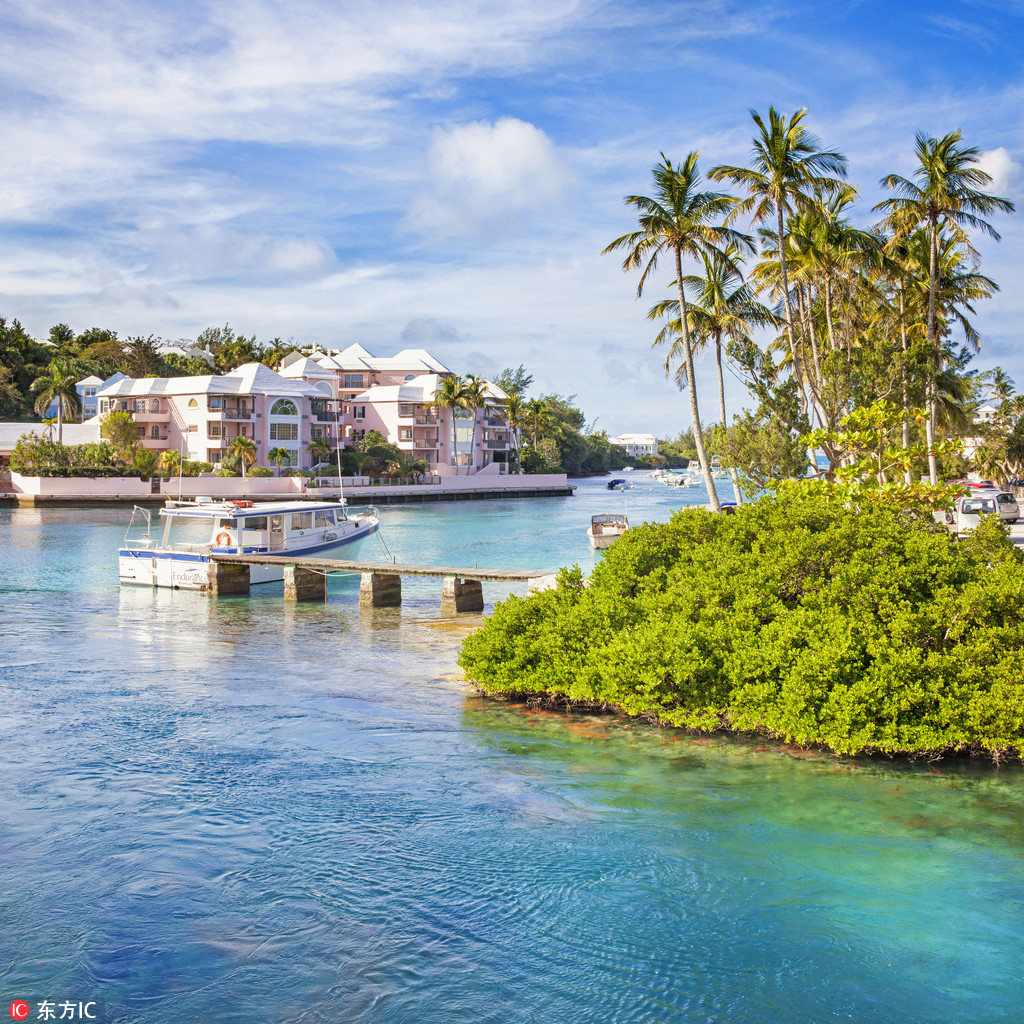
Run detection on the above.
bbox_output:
[604,107,1016,507]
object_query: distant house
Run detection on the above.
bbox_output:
[974,404,999,425]
[609,433,658,458]
[77,372,126,419]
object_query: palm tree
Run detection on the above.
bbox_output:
[306,436,331,466]
[462,374,489,476]
[710,108,847,420]
[432,375,468,473]
[503,392,526,468]
[649,246,777,503]
[875,130,1014,483]
[158,449,181,479]
[31,360,81,444]
[524,397,551,448]
[267,446,291,475]
[604,151,750,510]
[227,436,257,478]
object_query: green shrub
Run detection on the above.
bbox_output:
[247,466,273,477]
[459,495,1024,759]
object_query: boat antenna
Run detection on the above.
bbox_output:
[177,437,185,501]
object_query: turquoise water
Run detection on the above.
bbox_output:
[2,473,1023,1023]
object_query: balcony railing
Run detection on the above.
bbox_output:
[208,402,252,419]
[133,408,171,422]
[414,413,439,425]
[484,415,508,427]
[312,408,339,422]
[484,439,508,449]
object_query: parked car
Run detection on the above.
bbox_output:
[975,489,1020,524]
[967,479,996,489]
[943,492,1019,532]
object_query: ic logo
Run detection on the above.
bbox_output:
[9,1002,30,1021]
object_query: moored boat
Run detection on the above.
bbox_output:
[119,499,380,589]
[587,513,628,549]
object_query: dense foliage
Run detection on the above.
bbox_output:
[9,435,211,478]
[460,496,1024,759]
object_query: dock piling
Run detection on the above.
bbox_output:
[360,572,402,608]
[441,577,484,615]
[284,565,326,602]
[209,560,251,596]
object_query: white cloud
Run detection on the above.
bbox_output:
[404,118,575,238]
[976,147,1024,199]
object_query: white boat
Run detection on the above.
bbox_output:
[118,499,380,590]
[587,513,629,549]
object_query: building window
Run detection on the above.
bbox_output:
[399,428,413,441]
[404,374,416,381]
[188,425,198,433]
[150,399,161,412]
[343,374,363,389]
[398,404,414,418]
[270,422,298,441]
[271,398,298,416]
[150,425,160,439]
[188,398,198,408]
[354,406,366,420]
[209,423,222,438]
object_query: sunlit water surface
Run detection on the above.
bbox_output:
[1,473,1023,1023]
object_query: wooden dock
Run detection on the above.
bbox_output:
[208,553,557,613]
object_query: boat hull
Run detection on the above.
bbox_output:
[119,520,378,590]
[587,528,626,549]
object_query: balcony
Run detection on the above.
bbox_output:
[414,438,439,449]
[484,439,509,450]
[484,415,507,427]
[312,407,339,422]
[140,434,170,449]
[414,412,439,425]
[133,407,171,423]
[208,402,252,419]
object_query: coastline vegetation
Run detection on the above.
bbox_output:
[460,494,1024,760]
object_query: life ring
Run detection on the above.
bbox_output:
[216,531,232,547]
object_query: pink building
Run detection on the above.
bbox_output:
[97,363,329,469]
[352,374,512,473]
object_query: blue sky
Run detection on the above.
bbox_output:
[1,0,1021,436]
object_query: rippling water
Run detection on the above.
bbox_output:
[2,475,1023,1023]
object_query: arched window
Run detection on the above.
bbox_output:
[271,399,298,416]
[188,398,198,408]
[404,374,416,381]
[150,399,161,412]
[150,425,160,438]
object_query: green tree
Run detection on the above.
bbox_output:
[493,365,534,397]
[100,410,140,461]
[227,436,258,478]
[605,151,749,510]
[875,130,1014,484]
[462,374,489,476]
[31,360,82,443]
[432,375,468,472]
[267,446,291,474]
[710,107,848,421]
[158,449,182,479]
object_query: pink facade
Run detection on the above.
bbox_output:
[92,348,514,474]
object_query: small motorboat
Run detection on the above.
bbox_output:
[587,513,629,549]
[118,498,380,589]
[606,478,627,490]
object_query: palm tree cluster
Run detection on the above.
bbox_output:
[607,109,1014,499]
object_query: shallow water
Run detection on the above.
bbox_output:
[1,475,1023,1023]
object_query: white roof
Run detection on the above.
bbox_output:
[611,433,657,444]
[96,362,325,399]
[354,375,507,404]
[278,357,336,380]
[77,375,104,386]
[317,344,450,375]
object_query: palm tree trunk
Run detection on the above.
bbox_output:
[899,285,912,484]
[713,329,743,505]
[676,249,719,511]
[776,206,809,417]
[57,402,63,446]
[926,218,940,486]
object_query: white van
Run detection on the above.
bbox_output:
[944,492,1019,533]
